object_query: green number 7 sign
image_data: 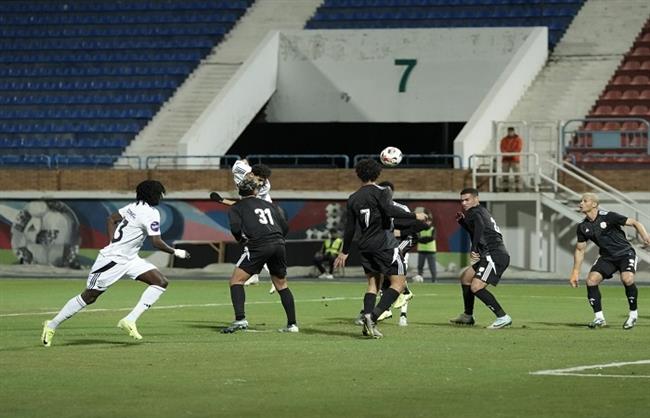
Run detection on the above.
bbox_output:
[394,59,417,93]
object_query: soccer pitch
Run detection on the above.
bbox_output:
[1,279,649,418]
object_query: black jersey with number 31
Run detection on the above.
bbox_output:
[228,197,288,248]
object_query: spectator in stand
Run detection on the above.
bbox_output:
[499,127,524,192]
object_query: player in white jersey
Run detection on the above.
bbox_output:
[41,180,190,347]
[211,159,276,292]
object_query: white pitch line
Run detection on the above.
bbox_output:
[531,360,650,379]
[0,293,440,318]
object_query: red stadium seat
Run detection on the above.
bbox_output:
[640,89,650,99]
[631,105,649,115]
[613,105,631,115]
[584,121,603,131]
[593,105,612,115]
[602,121,621,131]
[613,75,632,85]
[632,47,650,56]
[632,75,650,85]
[602,90,621,100]
[642,61,650,70]
[622,90,640,99]
[623,60,641,70]
[643,33,650,42]
[621,121,640,130]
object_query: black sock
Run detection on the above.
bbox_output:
[462,284,475,316]
[230,284,246,320]
[624,283,638,311]
[473,288,506,317]
[371,288,400,321]
[587,285,602,313]
[363,293,377,315]
[278,288,297,326]
[403,285,411,296]
[381,278,391,291]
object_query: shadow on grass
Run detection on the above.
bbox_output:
[528,321,587,328]
[300,327,365,339]
[61,339,137,347]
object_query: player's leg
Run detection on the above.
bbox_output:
[450,266,476,325]
[118,259,169,340]
[621,267,638,329]
[470,257,511,329]
[414,252,425,282]
[314,252,326,276]
[268,246,298,332]
[428,252,437,282]
[586,260,610,328]
[222,267,252,333]
[42,256,120,346]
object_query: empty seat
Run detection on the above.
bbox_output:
[602,121,621,131]
[640,90,650,99]
[603,90,622,100]
[613,75,632,85]
[593,105,612,115]
[642,61,650,70]
[622,60,641,70]
[613,105,631,115]
[631,105,649,115]
[632,46,650,56]
[622,90,640,99]
[632,75,650,85]
[584,121,603,130]
[621,121,640,131]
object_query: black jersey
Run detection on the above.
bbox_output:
[228,197,288,248]
[342,184,416,253]
[459,205,507,256]
[576,210,631,258]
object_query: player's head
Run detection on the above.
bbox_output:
[136,180,166,206]
[238,177,259,197]
[329,228,339,238]
[507,126,516,136]
[579,192,599,213]
[251,163,272,180]
[459,187,480,211]
[355,159,382,183]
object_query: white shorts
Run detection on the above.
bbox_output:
[86,254,157,291]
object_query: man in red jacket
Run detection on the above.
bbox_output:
[499,127,524,192]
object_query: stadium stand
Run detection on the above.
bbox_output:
[306,0,585,49]
[569,17,650,167]
[0,0,253,168]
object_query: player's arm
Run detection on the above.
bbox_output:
[625,217,650,247]
[106,211,123,242]
[146,212,190,259]
[469,214,484,255]
[335,203,356,268]
[209,192,237,206]
[274,205,289,237]
[570,241,587,287]
[378,189,417,220]
[227,207,245,243]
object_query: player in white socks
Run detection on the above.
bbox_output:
[41,180,190,347]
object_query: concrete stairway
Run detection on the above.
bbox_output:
[123,0,323,160]
[507,0,650,124]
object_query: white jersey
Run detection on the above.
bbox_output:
[99,202,161,263]
[231,159,272,202]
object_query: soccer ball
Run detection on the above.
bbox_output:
[411,275,424,283]
[380,146,403,167]
[10,200,80,268]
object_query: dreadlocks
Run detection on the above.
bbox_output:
[136,180,166,206]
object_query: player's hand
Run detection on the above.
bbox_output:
[456,211,465,222]
[569,271,579,288]
[470,251,480,264]
[209,191,223,203]
[174,249,190,259]
[334,253,348,269]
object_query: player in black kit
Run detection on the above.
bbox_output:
[222,177,298,334]
[450,188,512,329]
[334,159,428,338]
[569,193,650,329]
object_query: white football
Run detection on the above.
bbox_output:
[380,146,403,167]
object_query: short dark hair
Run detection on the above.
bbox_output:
[136,180,166,206]
[378,181,394,191]
[238,177,259,197]
[251,163,271,180]
[507,127,515,132]
[355,159,382,182]
[460,187,479,197]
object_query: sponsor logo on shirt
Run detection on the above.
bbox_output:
[151,221,160,232]
[600,222,607,229]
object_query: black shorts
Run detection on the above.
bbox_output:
[590,252,637,279]
[472,253,510,286]
[360,248,407,276]
[236,244,287,278]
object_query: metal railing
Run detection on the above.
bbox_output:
[246,154,350,168]
[469,152,540,192]
[145,154,241,169]
[353,153,462,169]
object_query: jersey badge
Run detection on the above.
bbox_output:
[151,221,160,232]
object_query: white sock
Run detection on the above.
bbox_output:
[400,303,408,315]
[124,285,165,322]
[629,310,638,319]
[595,311,605,320]
[49,295,87,329]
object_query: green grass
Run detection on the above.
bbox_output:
[1,279,649,418]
